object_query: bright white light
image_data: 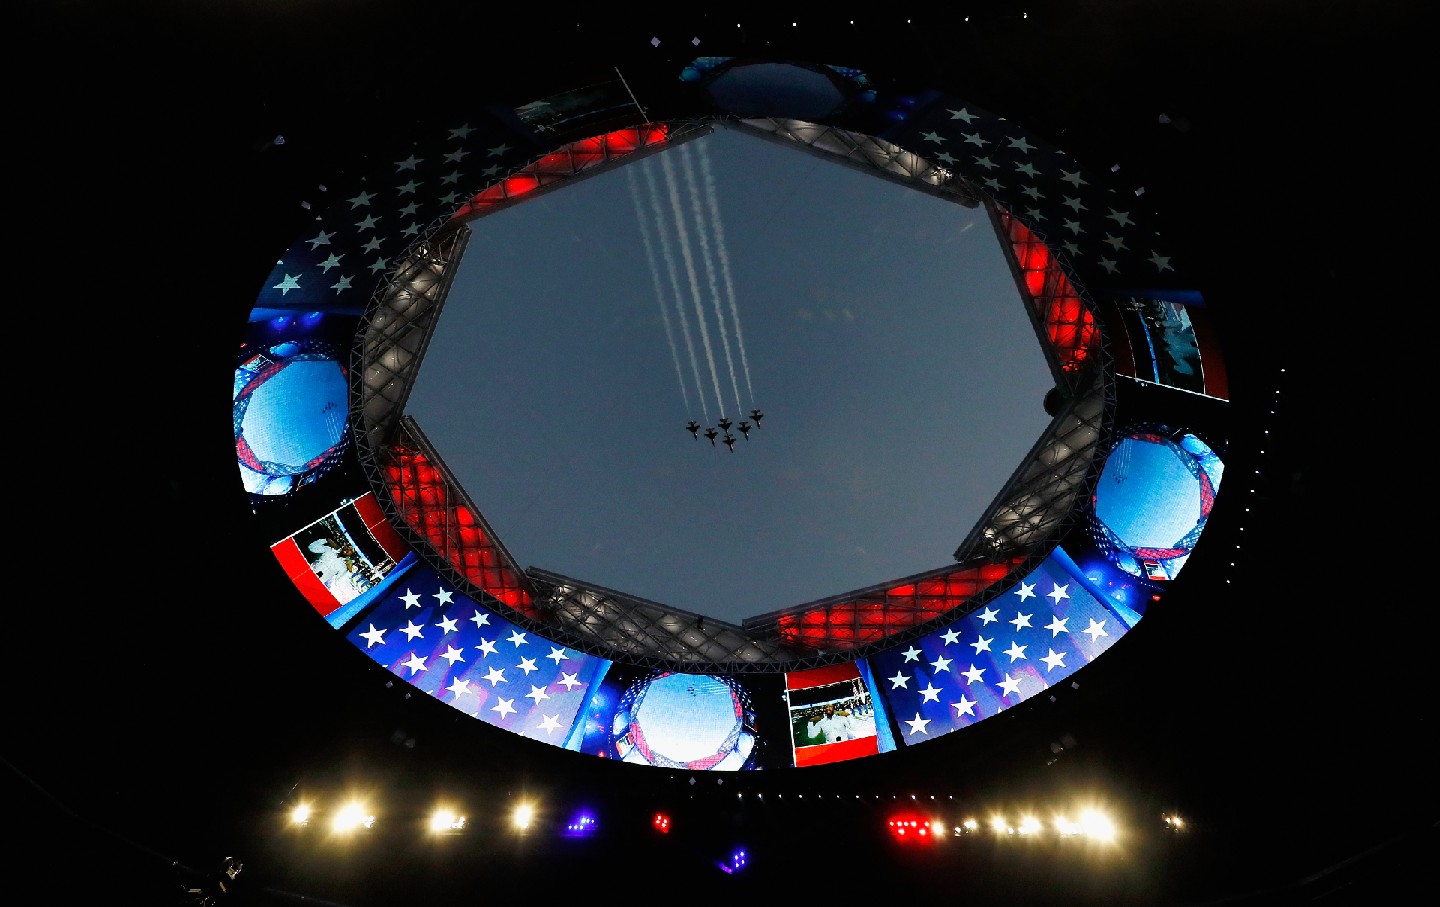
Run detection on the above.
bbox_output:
[1079,808,1117,843]
[331,802,374,833]
[1054,815,1082,836]
[1017,815,1043,836]
[513,802,535,830]
[429,808,465,832]
[289,803,312,826]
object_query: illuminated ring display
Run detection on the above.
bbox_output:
[236,53,1232,770]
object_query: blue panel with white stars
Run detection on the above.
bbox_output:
[868,548,1134,745]
[346,561,612,746]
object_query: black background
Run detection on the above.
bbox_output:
[9,3,1431,904]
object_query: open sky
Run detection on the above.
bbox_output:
[407,124,1053,623]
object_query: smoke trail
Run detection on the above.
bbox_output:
[626,165,692,417]
[641,157,708,424]
[697,137,756,406]
[661,150,726,420]
[682,142,743,417]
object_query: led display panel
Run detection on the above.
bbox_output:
[233,51,1231,773]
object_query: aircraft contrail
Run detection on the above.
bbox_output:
[697,137,756,407]
[661,150,727,419]
[641,156,708,424]
[626,165,693,418]
[682,142,743,418]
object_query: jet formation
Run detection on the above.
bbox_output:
[688,410,763,451]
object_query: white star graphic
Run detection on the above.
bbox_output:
[888,671,911,689]
[483,666,506,686]
[487,142,512,156]
[930,655,952,673]
[905,713,931,736]
[962,665,986,684]
[1010,612,1033,631]
[547,646,569,664]
[1048,583,1070,604]
[517,656,539,675]
[447,677,472,698]
[970,635,993,654]
[1083,618,1109,641]
[558,672,581,691]
[1047,616,1070,636]
[538,714,563,735]
[360,624,386,648]
[1004,641,1028,662]
[948,107,976,122]
[401,652,427,675]
[526,685,549,704]
[1150,252,1173,271]
[507,630,528,647]
[434,587,454,606]
[902,646,922,662]
[491,698,516,719]
[469,610,490,627]
[952,695,977,717]
[919,683,942,704]
[1014,582,1036,601]
[399,588,421,609]
[400,620,425,641]
[437,615,459,634]
[272,274,300,295]
[998,673,1024,698]
[978,606,999,623]
[475,637,498,657]
[921,131,945,143]
[1042,649,1067,671]
[941,628,962,645]
[440,645,465,666]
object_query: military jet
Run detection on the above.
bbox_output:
[737,421,752,439]
[686,420,701,439]
[718,417,733,433]
[722,433,736,452]
[704,427,719,446]
[749,409,764,426]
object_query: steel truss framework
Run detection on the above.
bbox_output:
[352,114,1115,673]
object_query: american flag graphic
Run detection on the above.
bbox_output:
[867,547,1137,745]
[345,562,611,746]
